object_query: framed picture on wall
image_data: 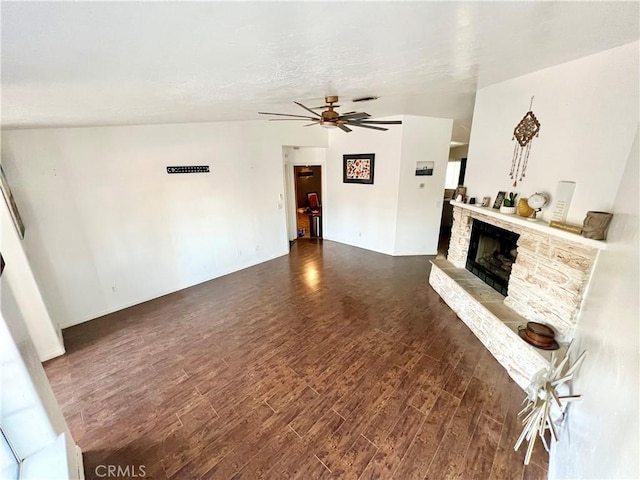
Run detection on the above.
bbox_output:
[0,165,25,239]
[343,153,375,184]
[415,161,434,176]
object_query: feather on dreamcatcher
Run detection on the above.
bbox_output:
[510,97,541,187]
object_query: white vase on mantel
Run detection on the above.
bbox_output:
[500,206,517,214]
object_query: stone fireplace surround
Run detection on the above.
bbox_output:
[429,201,605,389]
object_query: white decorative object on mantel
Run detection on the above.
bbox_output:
[515,345,586,465]
[551,181,576,223]
[527,192,550,220]
[499,205,517,215]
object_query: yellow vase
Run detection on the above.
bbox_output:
[518,198,534,218]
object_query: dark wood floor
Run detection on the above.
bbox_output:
[44,240,548,480]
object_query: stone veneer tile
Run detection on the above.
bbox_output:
[463,287,505,303]
[429,260,551,390]
[447,208,472,268]
[447,206,599,341]
[484,302,526,323]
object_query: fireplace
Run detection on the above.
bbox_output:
[431,202,603,389]
[466,219,520,295]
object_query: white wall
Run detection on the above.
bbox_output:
[550,126,639,479]
[3,114,451,334]
[394,116,453,255]
[1,278,81,478]
[325,115,452,256]
[325,118,404,255]
[465,42,639,224]
[0,179,63,360]
[2,121,326,328]
[286,146,326,166]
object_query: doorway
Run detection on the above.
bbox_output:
[282,146,326,249]
[293,165,322,240]
[438,152,468,258]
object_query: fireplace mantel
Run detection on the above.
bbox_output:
[450,201,607,250]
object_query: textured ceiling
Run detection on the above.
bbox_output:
[2,2,638,143]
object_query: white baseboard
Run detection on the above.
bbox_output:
[40,344,66,362]
[321,236,395,256]
[75,445,85,480]
[57,250,289,330]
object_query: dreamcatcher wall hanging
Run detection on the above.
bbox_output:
[510,96,541,187]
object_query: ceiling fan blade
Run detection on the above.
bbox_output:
[258,112,317,119]
[294,102,322,118]
[352,120,403,125]
[304,122,320,127]
[339,112,371,120]
[348,123,388,131]
[310,105,341,109]
[338,124,352,133]
[268,118,315,121]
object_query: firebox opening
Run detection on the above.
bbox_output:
[466,220,520,296]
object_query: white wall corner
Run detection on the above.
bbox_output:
[549,125,639,479]
[0,174,64,361]
[394,115,453,256]
[2,121,326,329]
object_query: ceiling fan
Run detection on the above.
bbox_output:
[258,96,401,133]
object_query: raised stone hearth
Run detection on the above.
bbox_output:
[429,259,563,390]
[430,201,605,389]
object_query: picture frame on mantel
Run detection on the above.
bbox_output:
[493,191,507,209]
[343,153,375,184]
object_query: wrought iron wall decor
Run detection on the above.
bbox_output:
[166,166,210,174]
[510,97,541,187]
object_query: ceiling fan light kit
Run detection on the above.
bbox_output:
[258,96,401,133]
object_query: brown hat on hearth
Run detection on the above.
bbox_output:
[518,322,559,350]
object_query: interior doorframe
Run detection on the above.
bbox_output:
[282,146,327,244]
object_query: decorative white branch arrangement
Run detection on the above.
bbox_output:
[514,345,586,465]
